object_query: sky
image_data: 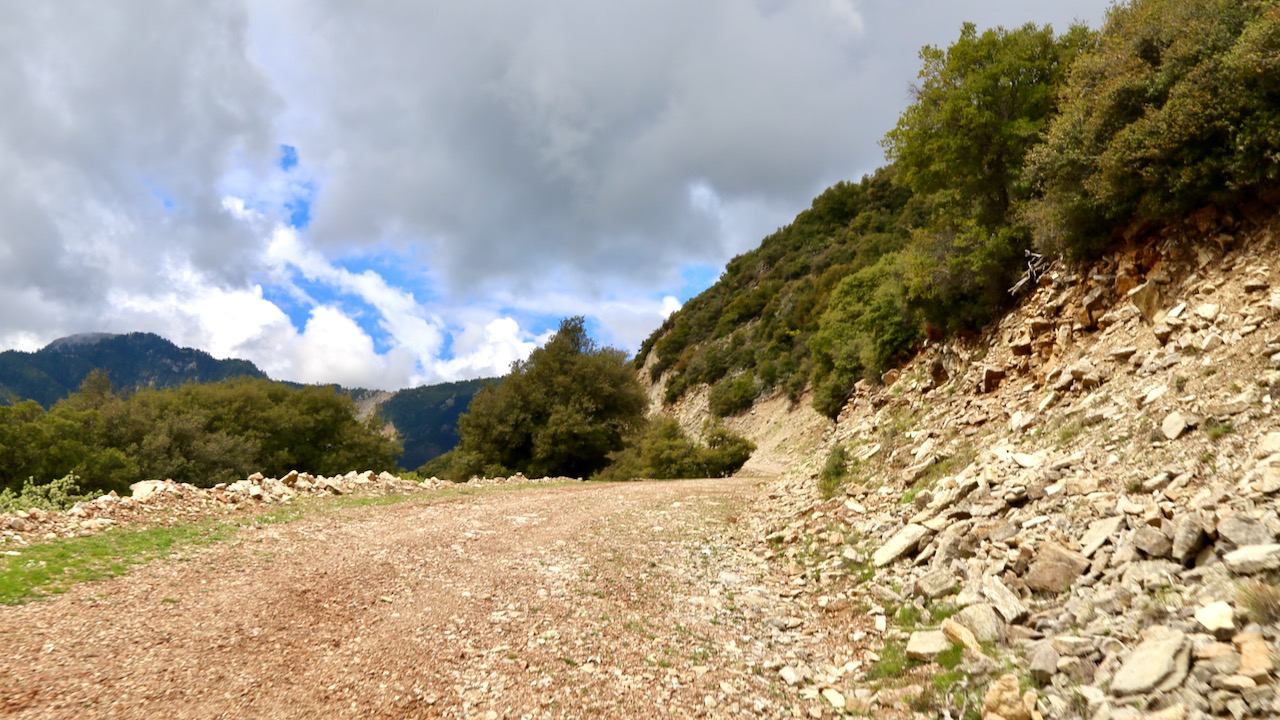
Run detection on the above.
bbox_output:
[0,0,1115,390]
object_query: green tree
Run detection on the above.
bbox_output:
[596,418,755,481]
[453,317,647,480]
[883,21,1092,331]
[1026,0,1280,258]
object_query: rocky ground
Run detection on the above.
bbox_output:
[730,215,1280,718]
[0,477,911,720]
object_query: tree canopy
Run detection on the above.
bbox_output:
[448,317,647,480]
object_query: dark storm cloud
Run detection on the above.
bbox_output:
[262,0,1112,301]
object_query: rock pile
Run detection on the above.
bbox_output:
[756,221,1280,718]
[1,471,577,545]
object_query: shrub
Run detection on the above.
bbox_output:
[709,374,757,418]
[818,445,851,498]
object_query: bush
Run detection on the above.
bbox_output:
[1026,0,1280,259]
[709,374,757,418]
[596,419,755,481]
[0,474,91,512]
[818,446,850,499]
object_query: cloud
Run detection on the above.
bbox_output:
[0,0,1117,388]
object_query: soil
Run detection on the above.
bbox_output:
[0,478,890,719]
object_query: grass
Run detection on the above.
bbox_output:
[0,521,234,605]
[1205,418,1234,442]
[0,482,559,606]
[1237,578,1280,624]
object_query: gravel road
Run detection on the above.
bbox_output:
[0,478,880,719]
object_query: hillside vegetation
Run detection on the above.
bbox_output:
[0,373,400,501]
[639,0,1280,419]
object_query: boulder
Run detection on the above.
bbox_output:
[955,604,1006,644]
[1224,544,1280,574]
[1109,627,1189,696]
[981,674,1037,720]
[1217,513,1273,548]
[1194,601,1236,639]
[1024,542,1090,594]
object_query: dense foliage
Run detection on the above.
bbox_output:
[1026,0,1280,258]
[641,0,1278,420]
[438,317,647,480]
[595,418,755,481]
[0,373,401,496]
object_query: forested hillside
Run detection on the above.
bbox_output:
[377,378,488,470]
[0,333,267,407]
[639,0,1280,419]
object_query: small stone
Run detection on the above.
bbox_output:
[779,666,803,687]
[1024,542,1090,594]
[955,604,1005,644]
[982,576,1028,623]
[7,517,27,532]
[1080,516,1125,558]
[1129,282,1162,323]
[981,674,1032,720]
[1211,674,1258,692]
[872,524,932,567]
[1162,411,1188,440]
[1195,303,1221,321]
[979,365,1007,393]
[1235,632,1273,681]
[820,688,845,710]
[942,618,983,656]
[1172,514,1209,562]
[1012,452,1041,469]
[1029,642,1060,683]
[1195,601,1236,639]
[917,569,958,599]
[1257,433,1280,460]
[905,630,950,661]
[1133,526,1172,558]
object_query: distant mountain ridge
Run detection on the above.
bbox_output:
[0,332,267,407]
[0,332,485,470]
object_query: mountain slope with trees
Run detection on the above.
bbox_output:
[639,0,1280,420]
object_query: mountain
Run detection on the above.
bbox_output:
[0,332,485,469]
[0,332,268,407]
[377,378,490,471]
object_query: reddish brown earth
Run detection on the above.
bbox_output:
[0,479,885,719]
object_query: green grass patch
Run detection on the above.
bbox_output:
[0,521,233,605]
[865,640,915,681]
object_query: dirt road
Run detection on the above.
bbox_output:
[0,478,879,719]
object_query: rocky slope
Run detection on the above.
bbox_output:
[664,213,1280,718]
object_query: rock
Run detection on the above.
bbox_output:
[1110,627,1188,696]
[980,366,1007,394]
[1235,632,1273,681]
[872,524,932,567]
[1129,282,1162,323]
[1195,601,1236,639]
[820,688,845,710]
[1024,542,1090,594]
[955,604,1006,644]
[981,674,1035,720]
[1171,514,1209,563]
[129,480,167,502]
[917,569,958,599]
[1029,642,1060,683]
[1080,516,1126,558]
[1256,432,1280,460]
[982,576,1028,623]
[1195,303,1220,321]
[1218,514,1273,548]
[1012,453,1041,469]
[1133,526,1173,558]
[7,517,27,532]
[1161,411,1188,440]
[942,618,984,656]
[779,666,803,687]
[1224,544,1280,574]
[906,630,950,661]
